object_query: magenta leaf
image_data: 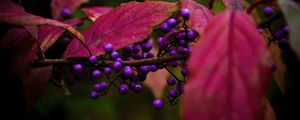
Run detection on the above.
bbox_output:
[82,6,113,22]
[39,18,83,51]
[20,66,53,112]
[51,0,88,19]
[0,0,85,44]
[63,1,177,58]
[0,28,37,74]
[182,10,272,120]
[180,0,213,35]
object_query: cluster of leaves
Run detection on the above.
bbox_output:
[1,0,300,119]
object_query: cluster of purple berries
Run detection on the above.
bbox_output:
[262,7,289,49]
[71,8,194,110]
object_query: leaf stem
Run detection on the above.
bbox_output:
[33,54,188,67]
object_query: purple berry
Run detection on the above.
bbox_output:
[167,77,176,86]
[93,82,107,91]
[92,69,101,78]
[103,43,113,53]
[152,99,164,109]
[104,67,112,75]
[119,84,129,95]
[150,65,158,72]
[90,91,99,100]
[123,45,133,53]
[133,45,141,53]
[160,23,170,33]
[187,29,197,40]
[133,84,142,93]
[73,64,83,73]
[175,32,185,39]
[177,46,188,54]
[168,89,177,98]
[146,52,154,58]
[181,68,188,76]
[61,8,71,17]
[113,61,122,70]
[180,8,190,19]
[278,38,289,49]
[263,7,273,17]
[273,30,284,39]
[123,66,133,77]
[169,49,177,56]
[157,37,164,45]
[142,42,153,52]
[166,18,177,27]
[139,65,150,73]
[179,39,188,47]
[110,51,119,60]
[283,26,289,33]
[88,56,97,64]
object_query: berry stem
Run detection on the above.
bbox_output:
[257,12,283,28]
[33,54,188,67]
[246,0,265,14]
[165,67,184,83]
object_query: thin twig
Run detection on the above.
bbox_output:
[33,54,188,67]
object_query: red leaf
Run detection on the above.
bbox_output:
[82,6,113,22]
[20,66,53,112]
[38,18,83,51]
[0,28,37,74]
[180,0,213,35]
[51,0,88,19]
[182,10,272,120]
[221,0,244,10]
[0,0,84,43]
[63,1,177,58]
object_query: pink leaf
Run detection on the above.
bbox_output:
[221,0,244,10]
[145,69,169,98]
[0,28,37,74]
[82,6,113,22]
[63,1,177,58]
[20,66,53,112]
[0,0,85,44]
[38,18,83,51]
[51,0,88,19]
[180,0,213,35]
[182,10,272,120]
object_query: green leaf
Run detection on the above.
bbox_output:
[278,0,300,61]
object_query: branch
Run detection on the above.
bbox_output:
[33,54,188,67]
[208,0,215,9]
[257,12,283,28]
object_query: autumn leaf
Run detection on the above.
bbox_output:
[63,1,177,58]
[82,6,113,22]
[0,0,84,44]
[180,0,213,35]
[278,0,300,61]
[51,0,88,19]
[39,18,83,52]
[20,66,53,112]
[182,10,272,120]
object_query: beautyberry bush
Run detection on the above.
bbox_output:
[1,0,300,119]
